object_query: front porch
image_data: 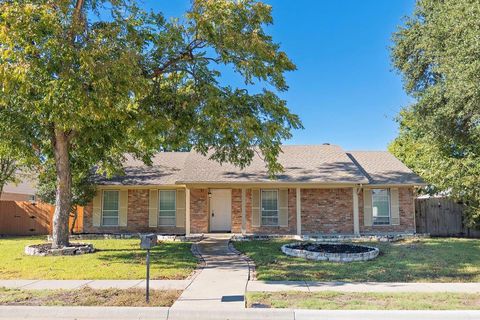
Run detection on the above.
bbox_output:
[185,186,363,236]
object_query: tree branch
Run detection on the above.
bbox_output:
[69,0,86,44]
[153,39,208,77]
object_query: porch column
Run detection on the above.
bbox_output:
[353,187,360,235]
[185,187,191,235]
[296,187,301,235]
[241,188,246,234]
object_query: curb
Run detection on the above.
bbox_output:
[1,306,479,320]
[185,243,205,281]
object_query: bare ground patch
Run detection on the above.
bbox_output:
[0,287,181,307]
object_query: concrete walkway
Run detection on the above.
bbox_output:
[3,279,479,293]
[1,306,479,320]
[170,237,250,311]
[248,280,480,293]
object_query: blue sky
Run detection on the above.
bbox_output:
[143,0,416,150]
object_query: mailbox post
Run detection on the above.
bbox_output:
[140,234,157,303]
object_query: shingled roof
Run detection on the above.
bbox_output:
[179,145,368,184]
[346,151,424,185]
[95,153,189,186]
[95,145,424,186]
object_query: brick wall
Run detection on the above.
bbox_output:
[83,189,185,234]
[126,189,149,232]
[83,186,416,235]
[246,188,297,234]
[359,187,415,234]
[190,188,209,233]
[231,189,242,233]
[83,202,130,234]
[301,188,354,234]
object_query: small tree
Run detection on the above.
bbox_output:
[0,0,302,248]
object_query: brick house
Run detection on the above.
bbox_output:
[84,145,424,236]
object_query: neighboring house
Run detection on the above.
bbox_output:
[84,144,424,236]
[1,179,37,202]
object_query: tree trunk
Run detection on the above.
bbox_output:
[51,129,72,248]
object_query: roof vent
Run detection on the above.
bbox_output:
[322,143,330,145]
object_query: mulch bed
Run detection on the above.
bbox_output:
[289,243,374,254]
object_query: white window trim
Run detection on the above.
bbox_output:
[158,190,176,227]
[372,188,391,226]
[261,189,279,227]
[101,190,120,227]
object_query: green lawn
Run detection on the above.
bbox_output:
[247,291,480,310]
[0,287,180,307]
[234,238,480,282]
[0,237,197,280]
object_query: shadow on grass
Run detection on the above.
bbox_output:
[95,248,144,253]
[94,244,197,269]
[237,238,480,282]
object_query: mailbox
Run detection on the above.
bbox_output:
[140,234,157,250]
[140,233,157,303]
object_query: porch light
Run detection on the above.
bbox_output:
[208,191,212,198]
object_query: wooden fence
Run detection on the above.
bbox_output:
[0,201,83,236]
[415,197,480,238]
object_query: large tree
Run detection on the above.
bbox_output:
[0,0,301,248]
[36,156,96,234]
[390,0,480,225]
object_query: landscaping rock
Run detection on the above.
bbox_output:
[281,242,379,263]
[24,243,95,256]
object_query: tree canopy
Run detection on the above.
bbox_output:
[0,0,302,247]
[390,0,480,225]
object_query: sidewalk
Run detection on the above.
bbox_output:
[0,279,190,290]
[248,280,480,293]
[0,306,479,320]
[3,279,479,293]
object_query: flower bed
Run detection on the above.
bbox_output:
[281,242,379,262]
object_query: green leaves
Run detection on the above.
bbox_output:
[0,0,300,184]
[390,0,480,225]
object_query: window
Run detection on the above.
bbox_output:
[159,190,176,226]
[372,189,390,225]
[261,190,278,226]
[102,190,119,226]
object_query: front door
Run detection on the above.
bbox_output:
[210,189,232,232]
